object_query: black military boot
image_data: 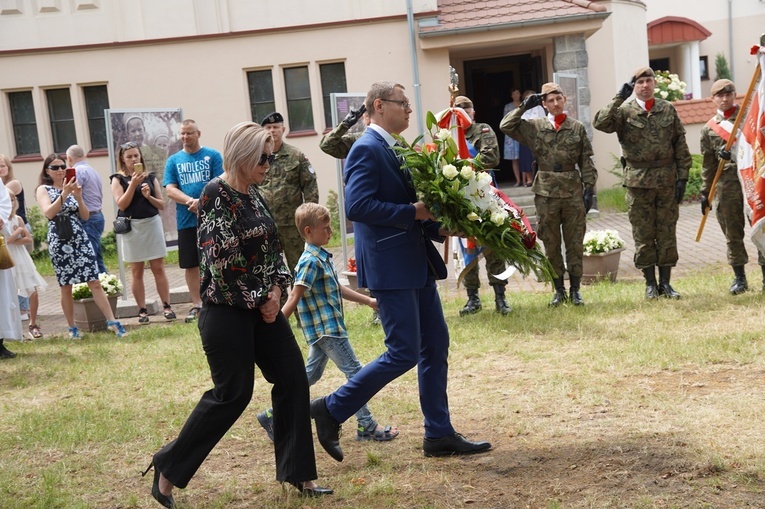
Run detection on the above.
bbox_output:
[657,266,681,299]
[459,289,482,316]
[549,277,567,307]
[761,265,765,292]
[492,284,511,315]
[729,265,748,295]
[643,266,659,299]
[569,275,584,306]
[0,339,16,359]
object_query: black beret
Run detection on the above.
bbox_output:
[260,112,284,126]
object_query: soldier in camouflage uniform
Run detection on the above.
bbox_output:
[319,105,366,159]
[258,112,319,275]
[501,83,597,306]
[700,79,765,294]
[593,67,692,300]
[452,96,511,315]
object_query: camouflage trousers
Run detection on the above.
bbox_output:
[277,224,307,276]
[461,249,507,290]
[625,186,678,269]
[534,195,586,278]
[713,180,765,266]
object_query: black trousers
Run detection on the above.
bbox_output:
[153,303,317,488]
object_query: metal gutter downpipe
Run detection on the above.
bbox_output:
[406,0,425,135]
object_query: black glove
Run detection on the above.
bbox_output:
[341,104,366,129]
[675,179,687,204]
[717,148,732,161]
[700,191,710,215]
[617,81,634,100]
[583,187,594,213]
[522,93,543,109]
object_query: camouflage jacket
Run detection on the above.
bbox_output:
[593,95,692,188]
[500,107,597,198]
[257,142,319,226]
[319,123,363,159]
[700,106,740,194]
[464,122,500,170]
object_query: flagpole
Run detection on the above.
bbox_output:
[695,45,763,242]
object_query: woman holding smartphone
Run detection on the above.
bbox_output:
[36,154,127,339]
[110,142,176,323]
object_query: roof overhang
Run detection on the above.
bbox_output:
[418,12,610,51]
[647,16,711,47]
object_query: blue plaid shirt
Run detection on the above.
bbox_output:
[293,243,346,345]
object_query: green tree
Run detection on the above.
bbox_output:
[715,53,731,80]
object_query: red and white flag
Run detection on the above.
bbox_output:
[736,48,765,253]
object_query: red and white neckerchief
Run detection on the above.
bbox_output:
[547,113,567,131]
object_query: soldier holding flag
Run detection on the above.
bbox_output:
[700,79,765,294]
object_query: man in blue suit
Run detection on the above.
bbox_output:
[311,81,492,460]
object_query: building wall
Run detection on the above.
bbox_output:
[0,17,450,226]
[586,0,650,189]
[643,0,765,96]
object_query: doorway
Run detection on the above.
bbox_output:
[463,54,544,185]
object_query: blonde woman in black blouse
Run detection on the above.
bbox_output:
[144,122,331,508]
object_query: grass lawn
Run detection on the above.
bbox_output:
[1,266,764,508]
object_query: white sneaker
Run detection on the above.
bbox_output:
[19,313,29,321]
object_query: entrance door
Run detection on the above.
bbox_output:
[463,54,543,185]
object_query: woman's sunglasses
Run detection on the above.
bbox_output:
[259,153,275,166]
[120,141,138,150]
[47,164,67,171]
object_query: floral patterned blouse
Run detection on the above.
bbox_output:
[198,177,292,309]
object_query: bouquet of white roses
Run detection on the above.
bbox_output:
[72,273,123,299]
[393,111,555,281]
[583,229,625,255]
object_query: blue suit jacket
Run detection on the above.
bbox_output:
[344,128,447,290]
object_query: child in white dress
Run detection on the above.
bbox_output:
[4,193,46,339]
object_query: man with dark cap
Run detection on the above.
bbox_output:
[593,67,692,300]
[258,112,320,275]
[452,95,510,315]
[700,79,765,294]
[501,83,597,306]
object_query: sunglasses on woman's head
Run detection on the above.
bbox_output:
[120,141,138,150]
[258,153,275,166]
[48,164,67,171]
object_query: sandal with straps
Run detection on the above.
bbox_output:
[28,324,43,340]
[163,304,176,321]
[357,422,400,442]
[138,308,150,324]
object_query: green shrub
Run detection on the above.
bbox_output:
[605,153,702,203]
[25,205,48,257]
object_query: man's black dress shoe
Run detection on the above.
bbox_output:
[423,432,492,457]
[289,481,334,496]
[310,397,343,462]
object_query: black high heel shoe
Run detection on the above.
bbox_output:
[289,481,334,496]
[141,462,176,508]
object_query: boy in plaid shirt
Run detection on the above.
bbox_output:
[257,203,399,442]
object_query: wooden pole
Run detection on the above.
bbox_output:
[696,52,762,241]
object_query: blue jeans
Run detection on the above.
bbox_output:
[305,335,375,431]
[81,212,106,274]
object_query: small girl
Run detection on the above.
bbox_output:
[4,193,47,339]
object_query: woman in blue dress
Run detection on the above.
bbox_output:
[35,154,127,339]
